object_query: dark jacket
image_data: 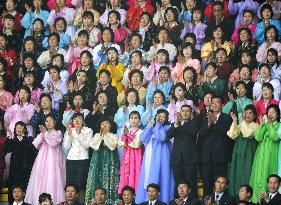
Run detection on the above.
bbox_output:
[259,192,281,205]
[202,192,235,205]
[139,200,167,205]
[167,118,200,165]
[170,196,200,205]
[198,112,233,163]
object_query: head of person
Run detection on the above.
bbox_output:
[262,82,274,100]
[180,105,193,121]
[152,90,165,106]
[266,104,280,123]
[260,3,273,20]
[235,81,247,98]
[94,188,107,205]
[129,32,143,49]
[265,25,279,42]
[158,66,170,83]
[183,33,196,45]
[125,88,140,107]
[71,113,85,129]
[238,185,253,201]
[211,95,223,113]
[99,117,115,133]
[40,93,52,110]
[177,181,191,198]
[203,92,213,107]
[139,12,153,28]
[64,184,79,202]
[48,32,60,48]
[147,184,161,201]
[39,193,53,205]
[205,62,218,79]
[212,1,224,20]
[155,109,169,125]
[99,69,111,85]
[129,111,141,128]
[101,27,114,43]
[267,174,281,194]
[14,121,28,137]
[214,175,229,193]
[121,186,135,205]
[12,185,25,202]
[243,104,257,123]
[243,10,254,26]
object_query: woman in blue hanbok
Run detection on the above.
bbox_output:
[136,109,174,204]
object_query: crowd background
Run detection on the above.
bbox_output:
[0,0,281,204]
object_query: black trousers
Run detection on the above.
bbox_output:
[173,163,198,198]
[201,162,227,197]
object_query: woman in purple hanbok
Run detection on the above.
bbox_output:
[135,109,174,204]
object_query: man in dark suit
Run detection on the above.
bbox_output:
[258,174,281,205]
[199,95,233,196]
[167,105,200,198]
[169,181,200,205]
[202,176,235,205]
[58,184,85,205]
[205,1,234,41]
[238,185,256,205]
[9,185,31,205]
[121,186,137,205]
[138,184,166,205]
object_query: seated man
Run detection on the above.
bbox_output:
[202,175,235,205]
[59,184,85,205]
[238,185,256,205]
[87,188,107,205]
[139,184,166,205]
[169,181,200,205]
[121,186,137,205]
[9,185,30,205]
[258,174,281,205]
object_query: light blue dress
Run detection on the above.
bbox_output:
[141,105,166,127]
[254,19,281,45]
[21,10,50,38]
[135,123,174,204]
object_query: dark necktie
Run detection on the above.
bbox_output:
[215,194,220,203]
[149,202,152,205]
[269,194,272,200]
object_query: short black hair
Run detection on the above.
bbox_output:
[147,183,160,192]
[215,175,230,185]
[177,180,191,189]
[54,17,67,32]
[240,184,253,198]
[64,183,79,193]
[95,187,107,195]
[260,3,273,19]
[267,174,281,184]
[121,186,135,195]
[212,1,224,10]
[39,193,52,204]
[12,184,25,192]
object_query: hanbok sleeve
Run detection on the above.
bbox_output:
[228,0,239,15]
[222,101,234,115]
[227,122,240,140]
[153,123,169,142]
[20,12,32,30]
[272,79,281,101]
[254,22,264,45]
[253,81,262,100]
[231,28,239,45]
[89,133,103,151]
[141,110,152,128]
[168,102,177,123]
[44,130,63,147]
[32,133,44,149]
[140,126,153,144]
[268,123,281,142]
[103,133,118,150]
[114,107,127,128]
[254,124,267,142]
[62,110,74,127]
[256,43,267,63]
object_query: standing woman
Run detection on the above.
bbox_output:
[227,105,259,197]
[63,113,93,201]
[25,114,66,205]
[4,85,35,138]
[85,117,119,205]
[249,104,281,203]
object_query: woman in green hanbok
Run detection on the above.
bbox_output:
[85,118,120,205]
[222,81,252,123]
[249,104,281,203]
[227,104,258,197]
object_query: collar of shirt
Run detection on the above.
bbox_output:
[183,197,188,203]
[269,192,278,199]
[13,201,23,205]
[215,192,224,201]
[149,199,157,205]
[210,76,218,84]
[216,112,221,121]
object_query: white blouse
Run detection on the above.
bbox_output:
[63,127,93,160]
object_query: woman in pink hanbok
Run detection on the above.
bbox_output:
[118,111,143,194]
[25,114,66,205]
[0,76,13,111]
[4,85,35,138]
[65,30,93,75]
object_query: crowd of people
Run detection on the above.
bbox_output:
[0,0,281,204]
